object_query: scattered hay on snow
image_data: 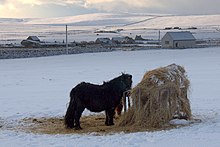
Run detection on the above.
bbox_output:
[2,64,194,134]
[118,63,192,129]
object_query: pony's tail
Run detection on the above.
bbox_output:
[64,92,76,129]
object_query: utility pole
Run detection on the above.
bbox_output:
[66,24,68,55]
[158,30,161,44]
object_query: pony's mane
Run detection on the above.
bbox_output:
[103,74,124,86]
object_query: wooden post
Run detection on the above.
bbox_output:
[123,91,127,112]
[66,25,68,55]
[128,94,131,108]
[158,30,161,44]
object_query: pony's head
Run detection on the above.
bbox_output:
[120,73,132,91]
[103,73,132,92]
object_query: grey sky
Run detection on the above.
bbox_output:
[0,0,220,18]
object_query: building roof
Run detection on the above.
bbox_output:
[96,38,111,44]
[96,38,110,41]
[27,36,40,42]
[166,32,195,41]
[112,37,126,41]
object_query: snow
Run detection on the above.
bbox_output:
[149,63,188,87]
[169,119,191,125]
[165,32,196,41]
[1,13,220,44]
[1,12,220,146]
[1,47,220,146]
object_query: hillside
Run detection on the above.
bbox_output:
[1,13,220,44]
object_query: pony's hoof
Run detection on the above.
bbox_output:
[75,126,82,130]
[66,125,75,129]
[105,123,114,126]
[109,123,114,126]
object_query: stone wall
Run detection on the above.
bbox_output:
[0,45,113,59]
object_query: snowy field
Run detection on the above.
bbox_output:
[1,13,220,44]
[1,47,220,146]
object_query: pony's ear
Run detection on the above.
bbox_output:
[121,72,125,75]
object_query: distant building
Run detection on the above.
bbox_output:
[21,36,41,47]
[135,35,147,41]
[112,36,135,44]
[95,38,111,44]
[161,32,196,49]
[27,36,40,42]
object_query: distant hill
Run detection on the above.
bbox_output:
[19,13,220,29]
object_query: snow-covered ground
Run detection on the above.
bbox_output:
[1,47,220,146]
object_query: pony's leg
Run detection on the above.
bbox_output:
[115,102,123,116]
[105,108,115,126]
[108,108,115,125]
[74,107,85,130]
[105,110,109,125]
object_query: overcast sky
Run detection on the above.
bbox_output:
[0,0,220,18]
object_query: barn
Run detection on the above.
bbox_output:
[27,36,40,42]
[21,36,41,47]
[161,32,196,49]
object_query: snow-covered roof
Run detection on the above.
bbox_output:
[27,36,40,42]
[167,32,195,41]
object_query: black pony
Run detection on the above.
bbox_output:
[64,73,132,129]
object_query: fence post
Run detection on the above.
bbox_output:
[128,92,131,108]
[123,92,127,112]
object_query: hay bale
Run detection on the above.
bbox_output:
[118,64,192,129]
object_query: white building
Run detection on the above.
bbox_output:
[161,32,196,49]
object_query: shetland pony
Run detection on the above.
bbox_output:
[64,73,132,129]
